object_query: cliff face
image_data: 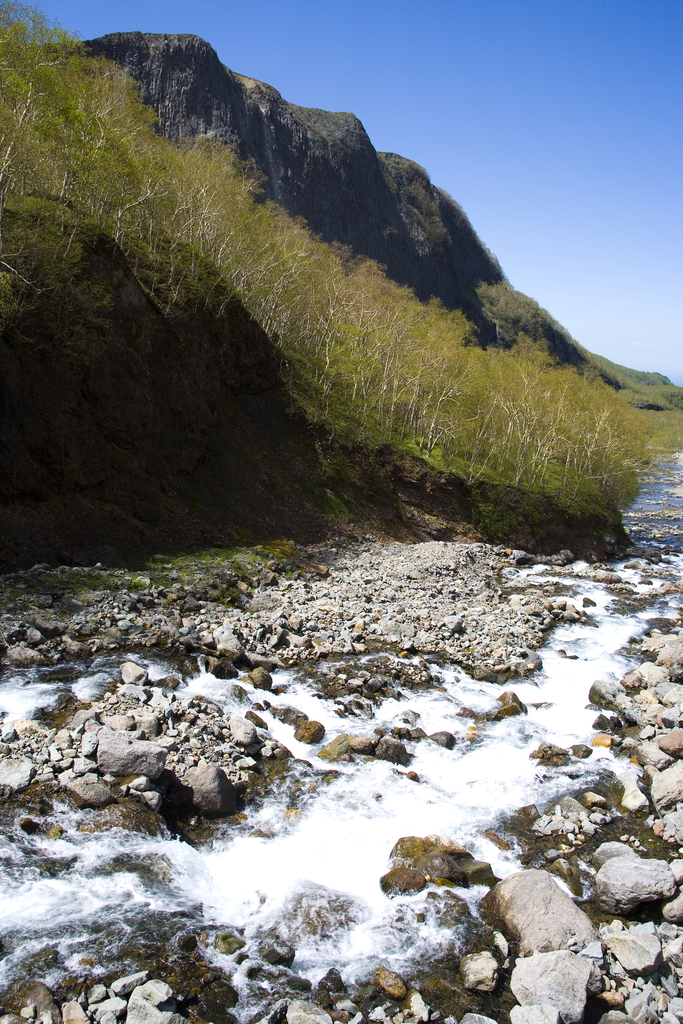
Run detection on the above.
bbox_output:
[86,32,503,322]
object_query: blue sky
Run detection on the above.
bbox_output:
[42,0,683,382]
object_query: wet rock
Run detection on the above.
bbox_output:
[286,1002,331,1024]
[589,673,626,709]
[80,799,166,836]
[67,780,116,809]
[97,731,167,780]
[570,744,593,759]
[592,842,639,871]
[595,855,675,912]
[3,982,60,1024]
[208,657,239,679]
[490,690,528,720]
[215,931,245,955]
[348,736,376,754]
[120,662,148,685]
[510,949,591,1024]
[510,1008,560,1024]
[428,731,455,749]
[249,666,273,690]
[375,968,407,1000]
[457,856,496,887]
[295,721,325,744]
[375,735,411,766]
[261,939,296,967]
[184,764,236,815]
[230,716,257,746]
[460,950,499,992]
[0,758,35,793]
[603,931,662,976]
[415,850,468,886]
[380,866,427,895]
[481,869,597,954]
[318,734,352,762]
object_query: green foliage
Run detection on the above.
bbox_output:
[0,3,660,514]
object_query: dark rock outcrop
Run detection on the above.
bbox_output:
[86,32,503,323]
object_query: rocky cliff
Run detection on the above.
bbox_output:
[86,32,504,334]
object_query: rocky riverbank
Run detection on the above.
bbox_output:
[2,530,683,1024]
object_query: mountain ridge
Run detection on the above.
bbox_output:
[86,31,510,344]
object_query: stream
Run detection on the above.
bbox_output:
[1,457,683,1018]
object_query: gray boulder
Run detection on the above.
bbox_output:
[595,855,676,912]
[215,630,245,661]
[5,646,47,667]
[589,673,625,708]
[126,980,184,1024]
[511,949,591,1024]
[286,1002,332,1024]
[510,1007,560,1024]
[230,716,257,746]
[481,869,597,954]
[592,842,639,871]
[603,931,662,976]
[460,1017,498,1024]
[97,730,167,780]
[0,758,35,792]
[460,950,499,992]
[67,781,116,809]
[651,762,683,814]
[120,662,148,685]
[184,764,236,815]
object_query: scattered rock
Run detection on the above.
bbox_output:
[374,735,411,766]
[604,931,662,976]
[120,662,148,685]
[0,758,35,793]
[380,866,427,895]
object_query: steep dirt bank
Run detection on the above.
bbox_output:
[0,240,628,569]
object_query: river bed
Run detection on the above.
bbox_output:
[1,462,683,1021]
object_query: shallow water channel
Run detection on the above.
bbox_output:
[1,460,683,1017]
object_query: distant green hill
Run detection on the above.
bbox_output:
[580,349,683,413]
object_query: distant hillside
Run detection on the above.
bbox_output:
[583,350,683,412]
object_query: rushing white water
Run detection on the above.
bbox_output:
[0,466,682,1010]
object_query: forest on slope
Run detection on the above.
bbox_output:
[0,2,678,545]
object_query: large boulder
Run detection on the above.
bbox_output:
[286,1002,332,1024]
[120,662,148,685]
[229,716,257,746]
[652,762,683,814]
[589,674,625,708]
[510,1009,559,1024]
[592,842,639,872]
[97,730,166,780]
[595,855,676,913]
[481,869,597,954]
[511,950,591,1024]
[603,931,662,976]
[67,780,116,809]
[0,758,35,793]
[126,980,185,1024]
[184,764,236,816]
